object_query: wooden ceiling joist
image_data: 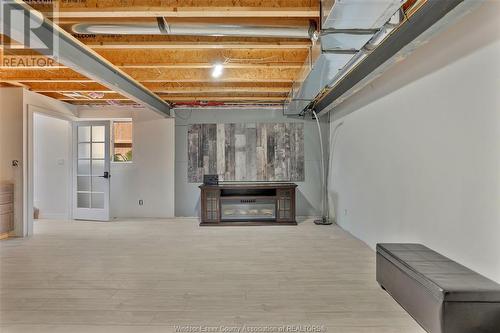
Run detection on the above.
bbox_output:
[97,48,309,66]
[58,96,287,102]
[2,49,308,69]
[32,1,318,18]
[33,87,291,94]
[57,16,314,26]
[4,34,311,51]
[0,80,29,88]
[67,100,284,106]
[50,91,286,99]
[1,68,300,83]
[167,96,286,102]
[24,82,292,94]
[52,8,317,19]
[81,37,312,50]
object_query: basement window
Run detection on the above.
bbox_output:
[112,121,133,162]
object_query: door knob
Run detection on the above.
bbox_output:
[100,171,110,179]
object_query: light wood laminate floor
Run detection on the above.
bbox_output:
[0,219,425,333]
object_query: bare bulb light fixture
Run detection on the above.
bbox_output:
[212,63,224,78]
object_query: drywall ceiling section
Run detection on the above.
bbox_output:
[322,0,404,29]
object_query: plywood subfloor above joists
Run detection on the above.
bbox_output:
[6,1,319,107]
[2,49,309,69]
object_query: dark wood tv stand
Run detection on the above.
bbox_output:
[199,182,297,226]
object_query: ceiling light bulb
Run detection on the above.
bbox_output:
[212,63,224,78]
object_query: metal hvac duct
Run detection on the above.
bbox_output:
[313,0,484,115]
[284,0,404,115]
[73,18,316,39]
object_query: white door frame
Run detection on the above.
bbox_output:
[25,104,76,237]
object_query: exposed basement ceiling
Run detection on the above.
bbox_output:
[1,0,319,109]
[0,0,455,111]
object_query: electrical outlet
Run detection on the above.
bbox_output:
[139,200,143,206]
[344,209,348,216]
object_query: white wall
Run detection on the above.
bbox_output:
[0,88,24,236]
[25,90,76,236]
[33,113,71,219]
[328,1,500,283]
[0,88,76,236]
[78,107,175,218]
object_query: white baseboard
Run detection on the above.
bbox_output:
[172,215,322,222]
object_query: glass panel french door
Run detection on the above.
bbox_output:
[73,121,110,221]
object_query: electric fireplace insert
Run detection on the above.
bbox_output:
[199,182,297,226]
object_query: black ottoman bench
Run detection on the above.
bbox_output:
[376,243,500,333]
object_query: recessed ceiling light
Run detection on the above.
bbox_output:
[212,63,224,78]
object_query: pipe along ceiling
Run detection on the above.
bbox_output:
[72,19,317,39]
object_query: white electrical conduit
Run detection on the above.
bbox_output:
[312,110,344,224]
[327,120,345,221]
[312,110,328,223]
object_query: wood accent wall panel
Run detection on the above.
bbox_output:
[188,122,304,183]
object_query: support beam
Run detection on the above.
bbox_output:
[1,0,171,116]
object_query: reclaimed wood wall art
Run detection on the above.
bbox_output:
[188,123,304,183]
